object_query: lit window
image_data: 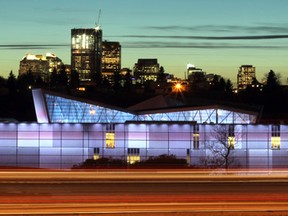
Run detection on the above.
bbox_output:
[193,125,200,149]
[271,125,280,149]
[106,124,115,148]
[186,148,191,164]
[127,155,140,164]
[89,105,96,115]
[228,136,235,149]
[106,132,115,148]
[93,147,100,160]
[228,125,235,149]
[193,134,199,149]
[127,148,140,164]
[77,87,86,91]
[271,137,280,150]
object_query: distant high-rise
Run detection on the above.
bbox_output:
[187,64,205,82]
[71,27,102,82]
[133,59,160,83]
[237,65,256,90]
[102,41,121,82]
[19,53,63,82]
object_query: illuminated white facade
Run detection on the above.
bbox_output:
[0,122,287,169]
[0,89,287,169]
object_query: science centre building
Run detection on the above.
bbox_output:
[0,89,287,169]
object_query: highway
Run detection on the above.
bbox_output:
[0,169,288,215]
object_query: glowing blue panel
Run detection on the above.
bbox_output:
[42,91,257,124]
[137,109,255,124]
[44,94,136,123]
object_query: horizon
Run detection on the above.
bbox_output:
[1,0,288,83]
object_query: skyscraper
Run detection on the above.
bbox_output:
[237,65,256,90]
[19,53,63,83]
[133,59,160,84]
[71,26,102,82]
[102,41,121,82]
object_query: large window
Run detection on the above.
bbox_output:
[93,147,100,160]
[193,125,199,149]
[127,148,140,164]
[228,125,235,149]
[106,124,115,148]
[271,125,280,149]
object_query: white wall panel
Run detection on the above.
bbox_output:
[39,140,53,147]
[17,155,39,164]
[18,140,38,147]
[18,147,39,155]
[0,140,17,147]
[40,147,61,155]
[169,140,190,149]
[0,156,16,165]
[62,148,83,156]
[0,147,16,155]
[127,140,147,148]
[61,140,83,147]
[40,156,61,164]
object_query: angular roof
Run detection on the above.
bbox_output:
[32,89,259,124]
[127,95,184,112]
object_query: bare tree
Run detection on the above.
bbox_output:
[201,124,241,169]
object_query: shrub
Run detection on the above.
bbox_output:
[132,154,187,167]
[72,157,126,169]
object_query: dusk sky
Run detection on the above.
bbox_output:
[1,0,288,83]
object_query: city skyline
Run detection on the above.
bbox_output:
[1,0,288,83]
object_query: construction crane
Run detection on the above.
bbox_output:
[95,9,101,30]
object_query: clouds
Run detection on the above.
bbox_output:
[120,34,288,40]
[144,23,288,34]
[114,33,288,49]
[1,41,286,51]
[119,23,288,40]
[3,23,288,51]
[112,23,288,49]
[0,44,69,50]
[122,41,286,49]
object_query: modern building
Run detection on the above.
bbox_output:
[186,64,204,80]
[102,41,121,83]
[0,89,287,169]
[71,27,102,82]
[19,53,63,82]
[133,59,160,84]
[237,65,256,90]
[187,65,211,90]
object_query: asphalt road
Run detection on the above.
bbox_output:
[0,169,288,215]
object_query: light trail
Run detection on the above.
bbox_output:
[0,169,288,182]
[0,169,288,215]
[1,202,288,215]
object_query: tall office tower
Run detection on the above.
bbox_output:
[133,59,160,84]
[237,65,256,90]
[102,41,121,82]
[71,26,102,82]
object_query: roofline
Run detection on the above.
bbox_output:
[36,89,260,121]
[40,89,138,115]
[135,104,259,116]
[125,121,197,125]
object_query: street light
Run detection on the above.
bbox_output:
[173,83,182,92]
